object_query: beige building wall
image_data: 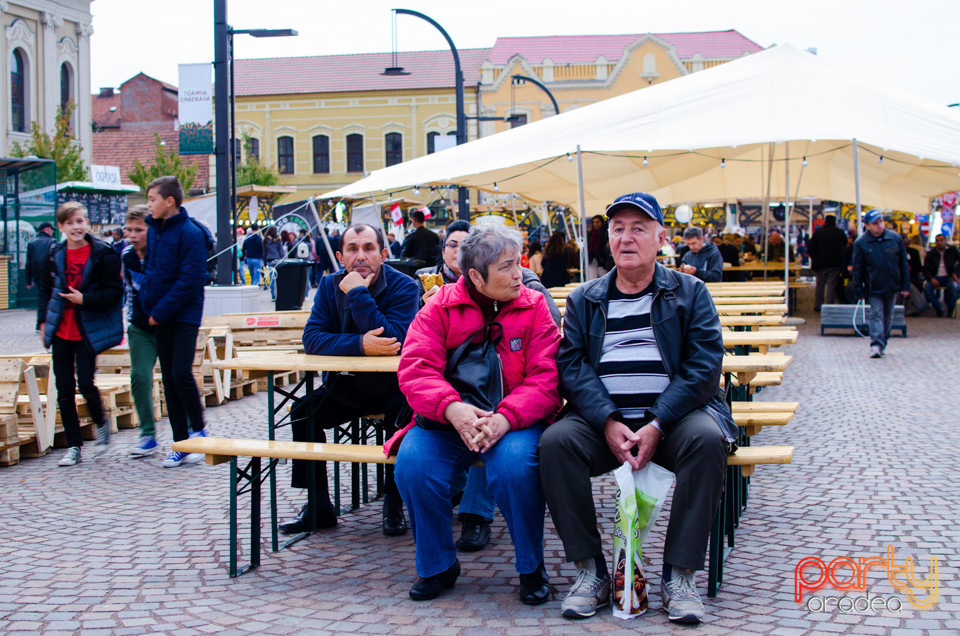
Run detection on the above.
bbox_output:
[234,88,478,201]
[0,0,93,166]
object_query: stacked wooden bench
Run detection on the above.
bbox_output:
[172,436,794,578]
[202,312,309,392]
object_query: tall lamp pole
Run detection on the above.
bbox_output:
[228,26,297,284]
[214,0,296,285]
[389,9,469,221]
[213,1,232,285]
[511,74,560,116]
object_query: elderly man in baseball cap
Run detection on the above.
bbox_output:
[851,209,910,357]
[539,192,736,623]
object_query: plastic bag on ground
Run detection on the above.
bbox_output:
[612,460,675,619]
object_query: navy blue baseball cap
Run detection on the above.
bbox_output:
[38,221,54,231]
[863,209,884,224]
[605,192,664,225]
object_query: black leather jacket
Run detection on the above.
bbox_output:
[558,264,736,442]
[922,246,960,281]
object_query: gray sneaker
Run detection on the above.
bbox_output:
[561,560,611,619]
[661,567,704,624]
[58,446,82,467]
[96,423,111,447]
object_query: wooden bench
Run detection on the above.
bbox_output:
[171,435,793,591]
[820,303,907,337]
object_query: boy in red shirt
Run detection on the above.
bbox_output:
[37,202,123,466]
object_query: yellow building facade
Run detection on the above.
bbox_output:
[231,32,762,202]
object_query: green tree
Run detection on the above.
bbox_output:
[10,100,87,182]
[128,133,197,194]
[236,134,281,187]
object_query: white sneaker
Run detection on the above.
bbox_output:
[58,446,82,467]
[561,559,611,619]
[661,566,704,624]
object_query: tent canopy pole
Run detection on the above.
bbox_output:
[576,145,589,283]
[853,138,862,235]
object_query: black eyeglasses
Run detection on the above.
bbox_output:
[444,241,460,249]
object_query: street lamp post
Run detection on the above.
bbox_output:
[510,74,560,116]
[214,0,296,285]
[228,26,297,283]
[387,9,469,221]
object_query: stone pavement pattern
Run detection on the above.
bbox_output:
[0,303,958,635]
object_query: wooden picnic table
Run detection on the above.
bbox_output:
[213,352,400,553]
[715,304,788,315]
[721,353,793,388]
[722,330,797,353]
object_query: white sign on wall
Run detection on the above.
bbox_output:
[178,63,214,154]
[90,165,122,189]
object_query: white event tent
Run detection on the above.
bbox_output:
[322,44,960,219]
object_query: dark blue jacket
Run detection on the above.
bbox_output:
[303,263,419,401]
[141,207,208,326]
[37,235,123,355]
[558,264,736,443]
[680,241,724,282]
[122,245,152,332]
[851,229,910,298]
[242,233,263,260]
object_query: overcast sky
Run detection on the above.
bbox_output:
[90,0,959,108]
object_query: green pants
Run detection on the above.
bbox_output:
[128,324,158,438]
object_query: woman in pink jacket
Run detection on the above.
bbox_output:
[390,225,562,605]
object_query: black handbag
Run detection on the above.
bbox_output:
[416,322,505,430]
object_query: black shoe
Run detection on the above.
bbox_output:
[278,503,337,535]
[455,513,491,552]
[382,493,408,536]
[519,561,551,605]
[409,561,460,600]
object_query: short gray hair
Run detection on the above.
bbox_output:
[458,225,523,284]
[682,226,703,240]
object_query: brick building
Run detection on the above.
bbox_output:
[91,72,209,192]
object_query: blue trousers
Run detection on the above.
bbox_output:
[395,424,546,577]
[459,466,496,520]
[245,258,263,285]
[923,276,958,317]
[868,294,897,351]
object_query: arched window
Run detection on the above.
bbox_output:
[10,49,26,132]
[312,135,329,173]
[246,137,260,161]
[426,131,439,154]
[384,132,402,166]
[277,136,294,174]
[60,63,72,112]
[346,133,364,173]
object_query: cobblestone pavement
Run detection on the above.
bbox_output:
[0,300,958,635]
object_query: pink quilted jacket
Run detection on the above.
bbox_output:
[384,277,561,455]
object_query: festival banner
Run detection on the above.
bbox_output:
[178,63,214,154]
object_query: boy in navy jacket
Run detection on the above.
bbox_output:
[141,176,209,467]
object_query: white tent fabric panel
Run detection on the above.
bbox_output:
[321,45,960,215]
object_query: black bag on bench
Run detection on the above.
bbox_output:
[416,322,504,431]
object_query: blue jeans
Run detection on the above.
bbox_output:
[923,276,958,316]
[395,424,546,577]
[245,258,263,285]
[868,294,896,351]
[459,466,496,520]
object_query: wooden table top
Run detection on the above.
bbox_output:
[721,353,793,385]
[718,315,787,327]
[213,352,400,373]
[722,330,798,349]
[725,262,802,272]
[715,304,788,315]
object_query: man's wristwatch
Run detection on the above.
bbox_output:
[648,418,665,440]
